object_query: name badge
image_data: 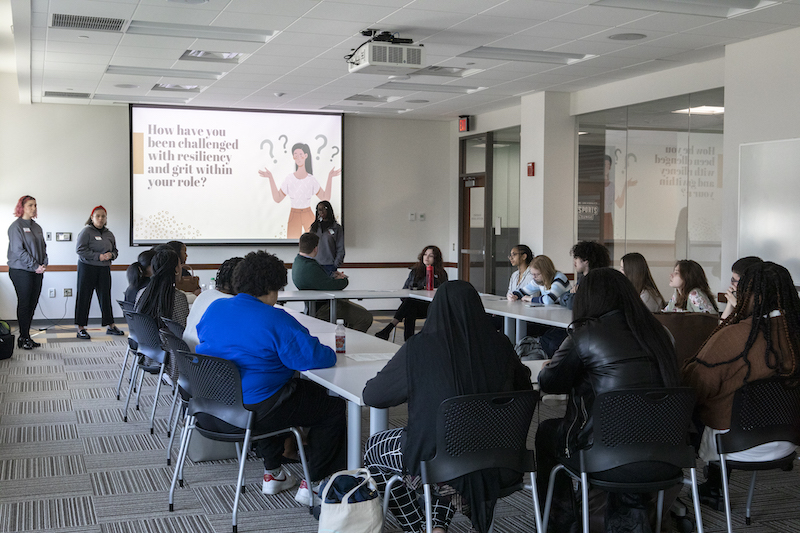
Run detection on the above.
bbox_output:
[23,227,31,233]
[328,228,335,235]
[95,236,102,240]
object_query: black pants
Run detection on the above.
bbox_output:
[8,268,43,339]
[245,378,347,482]
[393,298,431,340]
[74,262,114,327]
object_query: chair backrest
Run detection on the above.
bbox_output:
[422,390,539,484]
[160,328,192,397]
[173,350,253,430]
[161,317,185,338]
[717,377,800,454]
[653,312,719,367]
[117,300,138,345]
[117,299,135,312]
[124,310,167,364]
[581,388,696,474]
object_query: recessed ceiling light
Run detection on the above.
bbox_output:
[377,82,485,94]
[592,0,777,18]
[388,75,411,81]
[578,131,589,135]
[126,20,276,43]
[608,33,647,41]
[152,83,201,92]
[180,50,246,64]
[459,46,595,65]
[412,66,483,78]
[345,94,403,103]
[672,106,724,115]
[274,92,286,97]
[115,83,140,89]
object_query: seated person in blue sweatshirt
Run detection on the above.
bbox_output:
[197,250,346,505]
[518,254,571,305]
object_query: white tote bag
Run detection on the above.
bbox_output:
[318,468,383,533]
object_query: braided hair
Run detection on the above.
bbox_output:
[691,261,800,381]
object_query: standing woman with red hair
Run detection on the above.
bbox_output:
[7,195,48,350]
[74,206,123,339]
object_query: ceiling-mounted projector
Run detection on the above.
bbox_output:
[348,41,426,75]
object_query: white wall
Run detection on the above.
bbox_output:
[722,26,800,280]
[0,72,453,320]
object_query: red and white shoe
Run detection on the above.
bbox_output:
[294,479,320,506]
[262,470,297,495]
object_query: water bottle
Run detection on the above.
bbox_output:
[425,264,434,291]
[209,277,216,290]
[335,319,346,354]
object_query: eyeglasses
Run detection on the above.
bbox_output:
[731,277,739,285]
[508,252,519,258]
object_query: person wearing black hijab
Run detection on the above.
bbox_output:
[363,281,532,533]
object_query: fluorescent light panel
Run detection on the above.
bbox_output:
[152,83,201,92]
[180,50,247,64]
[344,94,403,103]
[672,106,724,115]
[459,46,594,65]
[322,105,411,114]
[592,0,777,18]
[126,20,276,43]
[106,65,224,80]
[411,66,483,78]
[92,93,190,104]
[377,82,485,94]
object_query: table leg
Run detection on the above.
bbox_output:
[516,318,526,343]
[503,316,516,342]
[347,401,362,469]
[330,298,337,322]
[370,407,388,435]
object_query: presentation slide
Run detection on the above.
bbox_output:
[130,105,343,245]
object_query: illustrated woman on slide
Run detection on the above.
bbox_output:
[258,143,341,238]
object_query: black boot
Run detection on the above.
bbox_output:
[698,463,726,511]
[375,323,394,340]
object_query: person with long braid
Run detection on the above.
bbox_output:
[682,261,800,510]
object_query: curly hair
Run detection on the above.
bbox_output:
[673,259,719,313]
[215,257,243,294]
[570,241,610,270]
[691,262,800,381]
[233,251,288,297]
[410,245,446,282]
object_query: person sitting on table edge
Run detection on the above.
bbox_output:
[291,231,372,332]
[196,250,347,505]
[558,241,611,310]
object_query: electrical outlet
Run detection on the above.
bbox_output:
[64,288,73,297]
[408,212,416,221]
[46,232,52,241]
[48,288,56,298]
[418,213,426,221]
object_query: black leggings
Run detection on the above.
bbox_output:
[393,298,431,341]
[9,268,43,339]
[74,262,114,327]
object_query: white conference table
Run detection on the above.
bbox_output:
[480,295,573,342]
[279,289,424,322]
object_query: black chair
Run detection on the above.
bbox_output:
[385,390,543,533]
[115,300,138,400]
[542,388,704,533]
[715,377,800,533]
[159,327,191,466]
[168,350,314,533]
[122,311,171,434]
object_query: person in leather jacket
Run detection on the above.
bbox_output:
[536,268,681,532]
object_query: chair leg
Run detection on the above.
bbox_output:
[655,490,664,533]
[529,472,544,533]
[423,483,433,533]
[115,345,132,400]
[687,468,705,533]
[234,442,245,493]
[122,364,139,422]
[720,455,733,533]
[291,427,314,512]
[232,429,252,533]
[745,471,757,525]
[135,366,146,410]
[166,400,185,466]
[383,474,403,531]
[166,385,180,438]
[149,363,166,435]
[580,472,590,533]
[542,464,566,533]
[169,414,194,511]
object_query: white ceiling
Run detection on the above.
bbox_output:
[6,0,800,119]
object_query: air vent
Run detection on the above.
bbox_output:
[52,14,126,32]
[44,91,91,98]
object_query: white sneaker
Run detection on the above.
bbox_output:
[161,374,174,387]
[262,469,297,495]
[294,479,320,506]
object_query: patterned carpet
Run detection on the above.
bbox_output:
[0,322,798,533]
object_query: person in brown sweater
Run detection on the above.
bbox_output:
[682,261,800,509]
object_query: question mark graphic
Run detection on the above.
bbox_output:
[330,146,340,162]
[315,134,328,160]
[200,177,206,187]
[614,148,621,164]
[260,139,277,163]
[279,134,288,153]
[627,153,637,164]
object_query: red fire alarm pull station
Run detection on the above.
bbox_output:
[527,162,535,176]
[458,116,470,132]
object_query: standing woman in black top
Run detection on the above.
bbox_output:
[310,200,344,275]
[375,245,448,341]
[7,195,48,350]
[74,206,123,339]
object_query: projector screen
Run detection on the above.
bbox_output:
[130,105,343,245]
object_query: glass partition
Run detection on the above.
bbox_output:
[577,88,724,302]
